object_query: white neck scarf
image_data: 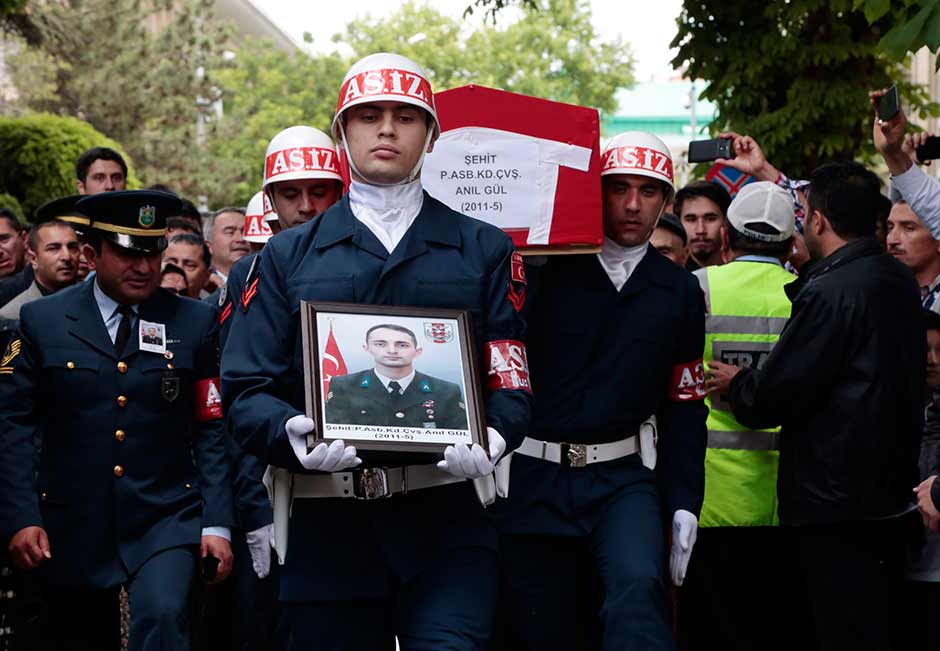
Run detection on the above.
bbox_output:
[348,179,425,253]
[596,237,648,291]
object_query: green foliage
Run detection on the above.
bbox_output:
[0,194,24,222]
[6,0,230,203]
[204,44,347,207]
[673,0,939,178]
[855,0,940,60]
[342,0,633,114]
[205,0,632,208]
[0,113,137,221]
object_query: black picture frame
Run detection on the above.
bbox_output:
[299,301,488,454]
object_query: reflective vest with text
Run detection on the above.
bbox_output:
[695,260,793,528]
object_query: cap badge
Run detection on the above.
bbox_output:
[139,205,156,228]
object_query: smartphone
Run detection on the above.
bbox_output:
[878,85,900,122]
[916,136,940,162]
[201,555,219,582]
[688,138,735,163]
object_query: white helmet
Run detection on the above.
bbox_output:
[262,125,343,190]
[331,52,439,186]
[244,191,272,244]
[601,131,676,200]
[261,192,278,223]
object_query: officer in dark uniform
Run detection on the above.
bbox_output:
[492,132,707,651]
[0,190,235,651]
[326,323,467,430]
[222,53,531,651]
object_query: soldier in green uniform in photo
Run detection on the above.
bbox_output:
[326,323,467,430]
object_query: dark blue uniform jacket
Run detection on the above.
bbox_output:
[221,192,531,601]
[0,281,235,588]
[493,248,707,536]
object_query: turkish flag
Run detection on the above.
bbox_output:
[322,327,347,395]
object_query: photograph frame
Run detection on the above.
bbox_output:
[300,301,488,454]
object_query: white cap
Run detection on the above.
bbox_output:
[331,52,440,143]
[601,131,675,198]
[726,181,795,242]
[262,126,343,189]
[332,52,439,186]
[244,191,272,244]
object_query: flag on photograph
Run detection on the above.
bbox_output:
[322,324,347,395]
[705,163,755,198]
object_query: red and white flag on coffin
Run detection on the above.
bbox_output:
[322,324,347,395]
[421,85,603,252]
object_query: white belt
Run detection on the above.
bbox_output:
[292,464,464,500]
[516,435,639,467]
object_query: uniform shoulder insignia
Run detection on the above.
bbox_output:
[507,250,526,312]
[327,390,334,402]
[1,338,22,371]
[218,284,227,308]
[241,257,260,312]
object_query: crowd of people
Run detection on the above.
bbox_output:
[0,51,937,651]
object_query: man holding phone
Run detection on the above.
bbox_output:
[872,87,940,242]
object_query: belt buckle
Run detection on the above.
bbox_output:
[352,467,390,499]
[560,443,587,468]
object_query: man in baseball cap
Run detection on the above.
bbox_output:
[681,181,796,650]
[651,212,689,267]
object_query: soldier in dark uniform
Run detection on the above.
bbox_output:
[222,53,531,651]
[202,129,345,651]
[0,190,235,651]
[326,324,467,430]
[492,132,707,651]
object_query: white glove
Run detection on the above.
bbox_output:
[669,509,698,587]
[437,427,506,479]
[245,523,274,579]
[285,415,361,472]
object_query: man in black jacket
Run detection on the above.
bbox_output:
[708,162,923,651]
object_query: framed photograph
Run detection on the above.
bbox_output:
[299,302,488,454]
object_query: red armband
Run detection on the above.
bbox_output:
[668,359,706,402]
[195,377,223,422]
[486,339,532,393]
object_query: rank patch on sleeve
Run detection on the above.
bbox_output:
[218,301,233,326]
[194,377,223,422]
[486,339,532,393]
[0,338,22,374]
[507,252,527,313]
[668,359,706,402]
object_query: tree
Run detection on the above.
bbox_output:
[203,44,347,207]
[205,0,632,208]
[855,0,940,61]
[341,0,632,115]
[5,0,231,203]
[0,113,137,220]
[672,0,939,178]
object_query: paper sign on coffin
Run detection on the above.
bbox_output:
[420,85,603,253]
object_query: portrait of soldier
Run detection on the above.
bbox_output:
[325,323,468,429]
[142,325,163,346]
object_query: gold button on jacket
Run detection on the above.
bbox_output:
[113,465,124,477]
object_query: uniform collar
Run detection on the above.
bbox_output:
[93,277,139,323]
[314,194,461,252]
[373,368,416,393]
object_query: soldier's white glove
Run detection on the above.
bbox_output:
[245,523,274,579]
[437,427,506,479]
[670,509,698,587]
[285,415,361,472]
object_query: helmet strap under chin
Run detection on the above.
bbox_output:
[339,121,435,187]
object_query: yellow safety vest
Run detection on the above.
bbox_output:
[695,259,794,528]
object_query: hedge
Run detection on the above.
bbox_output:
[0,113,138,221]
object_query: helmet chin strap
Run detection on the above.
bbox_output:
[339,121,435,187]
